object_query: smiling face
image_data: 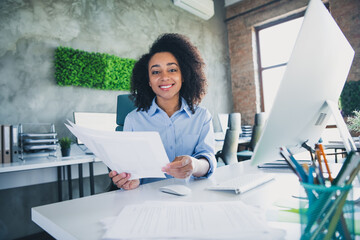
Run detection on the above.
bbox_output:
[148,52,182,107]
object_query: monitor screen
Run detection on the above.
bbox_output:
[73,112,117,144]
[251,0,355,165]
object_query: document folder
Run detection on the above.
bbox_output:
[11,125,19,162]
[1,125,11,163]
[0,125,2,163]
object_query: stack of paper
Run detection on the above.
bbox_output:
[102,201,285,239]
[65,121,169,180]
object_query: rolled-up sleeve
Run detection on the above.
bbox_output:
[192,109,216,178]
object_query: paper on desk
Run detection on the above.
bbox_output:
[65,121,168,179]
[102,201,285,239]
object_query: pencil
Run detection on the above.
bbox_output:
[315,147,325,184]
[318,143,333,182]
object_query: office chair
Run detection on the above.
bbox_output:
[237,112,267,161]
[115,94,136,131]
[215,113,241,166]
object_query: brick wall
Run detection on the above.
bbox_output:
[226,0,360,125]
[329,0,360,81]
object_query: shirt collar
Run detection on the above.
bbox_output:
[180,97,192,118]
[147,97,193,118]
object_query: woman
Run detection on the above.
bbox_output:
[109,33,216,190]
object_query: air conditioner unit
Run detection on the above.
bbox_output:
[173,0,215,20]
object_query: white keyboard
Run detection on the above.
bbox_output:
[207,173,275,194]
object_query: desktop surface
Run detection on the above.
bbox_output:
[0,144,95,174]
[32,161,302,240]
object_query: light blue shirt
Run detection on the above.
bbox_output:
[124,97,216,183]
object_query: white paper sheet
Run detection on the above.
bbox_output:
[102,201,285,239]
[65,121,168,179]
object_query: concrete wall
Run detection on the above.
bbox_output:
[0,0,232,136]
[226,0,360,125]
[0,0,231,238]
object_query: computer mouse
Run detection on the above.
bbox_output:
[159,184,191,196]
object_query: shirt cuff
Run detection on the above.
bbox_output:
[192,153,216,179]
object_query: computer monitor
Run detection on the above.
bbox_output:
[251,0,355,165]
[73,112,117,144]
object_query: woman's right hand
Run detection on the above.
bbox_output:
[109,171,140,190]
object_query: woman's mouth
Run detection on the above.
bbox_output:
[159,84,174,90]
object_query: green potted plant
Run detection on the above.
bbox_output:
[59,137,72,157]
[347,110,360,141]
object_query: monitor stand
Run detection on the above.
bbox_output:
[258,100,359,175]
[326,100,360,201]
[326,100,357,153]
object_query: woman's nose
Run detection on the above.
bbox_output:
[160,71,169,81]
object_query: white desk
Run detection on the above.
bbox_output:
[32,161,302,239]
[0,144,98,200]
[214,135,251,152]
[324,139,360,163]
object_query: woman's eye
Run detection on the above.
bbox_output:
[169,68,177,72]
[151,70,160,75]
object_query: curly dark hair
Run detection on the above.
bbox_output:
[130,33,207,113]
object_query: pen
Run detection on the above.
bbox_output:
[315,147,325,184]
[308,166,314,184]
[287,148,308,183]
[307,166,316,204]
[313,165,324,185]
[281,147,308,182]
[279,150,300,179]
[302,163,309,174]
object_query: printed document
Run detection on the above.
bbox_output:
[65,121,168,179]
[102,201,284,239]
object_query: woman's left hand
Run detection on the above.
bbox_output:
[161,155,196,179]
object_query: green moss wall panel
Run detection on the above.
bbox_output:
[55,47,135,91]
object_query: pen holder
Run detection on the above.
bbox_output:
[299,183,354,240]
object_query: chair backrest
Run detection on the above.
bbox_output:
[116,94,136,131]
[221,128,241,165]
[249,112,267,150]
[218,113,242,131]
[220,113,242,165]
[228,112,241,132]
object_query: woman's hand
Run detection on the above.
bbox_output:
[162,155,210,178]
[161,155,196,179]
[109,171,140,190]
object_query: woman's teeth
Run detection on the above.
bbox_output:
[160,84,172,89]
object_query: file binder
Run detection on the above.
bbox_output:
[1,125,11,163]
[11,125,19,162]
[0,125,2,163]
